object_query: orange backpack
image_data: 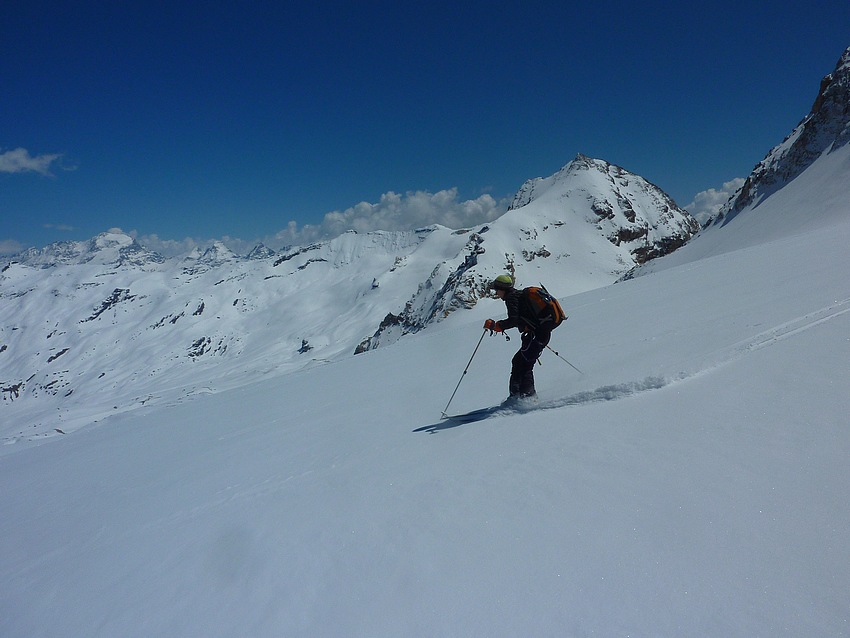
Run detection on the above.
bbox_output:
[521,284,566,330]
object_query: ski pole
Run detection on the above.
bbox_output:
[441,329,487,417]
[545,344,584,375]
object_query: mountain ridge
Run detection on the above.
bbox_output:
[711,45,850,226]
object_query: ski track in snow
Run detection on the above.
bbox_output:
[7,296,850,445]
[525,296,850,416]
[540,376,671,410]
[729,296,850,354]
[418,296,850,432]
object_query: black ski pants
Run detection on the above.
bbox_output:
[509,329,551,397]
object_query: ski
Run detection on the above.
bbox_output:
[442,397,539,423]
[441,405,507,423]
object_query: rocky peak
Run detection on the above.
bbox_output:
[712,45,850,226]
[246,243,276,260]
[10,231,163,267]
[508,154,591,211]
[197,241,238,265]
[509,154,699,265]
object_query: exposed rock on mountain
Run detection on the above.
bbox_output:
[246,244,276,260]
[711,46,850,226]
[512,154,699,264]
[356,155,699,350]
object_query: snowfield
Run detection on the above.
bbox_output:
[2,168,849,636]
[3,55,850,635]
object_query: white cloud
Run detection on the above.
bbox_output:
[0,239,25,256]
[132,232,258,259]
[283,188,507,245]
[684,178,746,225]
[42,223,77,232]
[130,232,202,258]
[133,189,509,258]
[0,147,63,176]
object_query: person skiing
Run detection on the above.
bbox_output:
[484,274,551,401]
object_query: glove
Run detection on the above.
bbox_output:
[484,319,503,332]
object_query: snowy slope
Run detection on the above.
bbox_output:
[2,146,849,636]
[623,138,850,276]
[1,187,847,637]
[2,47,849,637]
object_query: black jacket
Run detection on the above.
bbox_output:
[498,288,531,332]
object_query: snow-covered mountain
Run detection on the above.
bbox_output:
[1,45,849,638]
[710,45,850,228]
[509,154,698,265]
[623,44,850,275]
[1,157,697,441]
[11,231,165,268]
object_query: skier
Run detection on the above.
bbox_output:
[484,274,551,401]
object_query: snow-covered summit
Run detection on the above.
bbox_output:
[12,230,164,268]
[509,154,699,264]
[246,243,276,260]
[356,156,699,350]
[197,241,238,265]
[620,44,850,282]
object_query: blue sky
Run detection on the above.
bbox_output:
[3,1,849,256]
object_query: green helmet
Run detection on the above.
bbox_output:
[490,274,515,291]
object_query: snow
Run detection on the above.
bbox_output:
[2,160,849,635]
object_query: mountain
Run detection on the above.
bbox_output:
[627,44,850,276]
[2,47,850,638]
[509,154,699,265]
[10,230,165,268]
[1,157,698,440]
[358,155,698,350]
[710,45,850,227]
[245,243,276,260]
